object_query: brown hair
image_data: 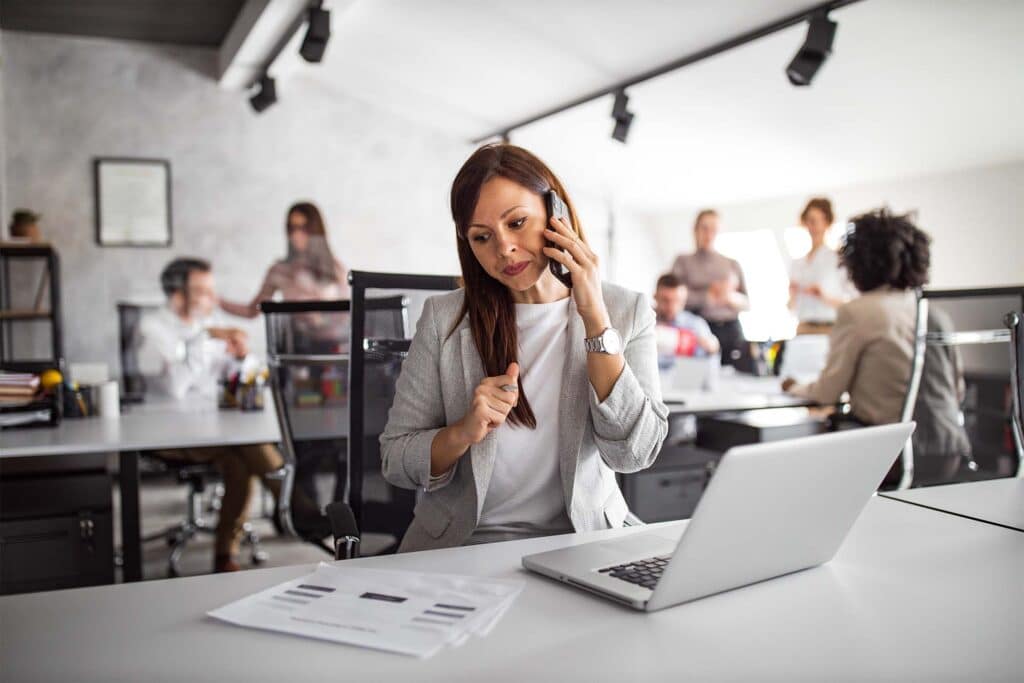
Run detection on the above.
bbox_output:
[449,143,584,428]
[285,201,341,284]
[693,209,718,231]
[656,273,682,290]
[800,197,834,224]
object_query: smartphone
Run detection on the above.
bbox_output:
[544,190,573,288]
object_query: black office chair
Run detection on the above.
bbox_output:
[116,302,266,577]
[1005,311,1023,476]
[261,297,398,555]
[346,271,461,553]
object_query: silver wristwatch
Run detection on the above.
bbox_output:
[584,327,623,355]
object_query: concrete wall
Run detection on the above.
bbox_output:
[645,161,1024,290]
[1,31,473,372]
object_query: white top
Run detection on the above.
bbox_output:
[137,306,237,400]
[789,246,856,323]
[476,298,573,538]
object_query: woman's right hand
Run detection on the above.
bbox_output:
[455,363,519,445]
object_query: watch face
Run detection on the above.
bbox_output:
[602,328,623,354]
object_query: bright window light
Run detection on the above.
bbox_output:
[716,229,797,342]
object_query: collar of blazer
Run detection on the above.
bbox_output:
[456,295,589,520]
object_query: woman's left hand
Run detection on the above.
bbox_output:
[543,215,610,334]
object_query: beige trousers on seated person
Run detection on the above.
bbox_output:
[156,444,283,557]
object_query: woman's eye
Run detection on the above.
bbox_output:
[509,217,527,229]
[472,233,490,243]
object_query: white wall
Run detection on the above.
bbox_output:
[1,31,473,372]
[645,161,1024,290]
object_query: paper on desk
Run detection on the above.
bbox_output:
[207,563,524,658]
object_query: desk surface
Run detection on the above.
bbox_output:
[0,398,347,458]
[2,497,1020,682]
[880,477,1024,532]
[3,374,797,458]
[663,374,814,414]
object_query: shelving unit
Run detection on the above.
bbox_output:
[0,243,64,369]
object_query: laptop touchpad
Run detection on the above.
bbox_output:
[595,534,675,559]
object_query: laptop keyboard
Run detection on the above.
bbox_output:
[598,555,671,590]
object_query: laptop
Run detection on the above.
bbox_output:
[522,422,914,612]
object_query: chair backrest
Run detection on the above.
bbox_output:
[116,302,160,403]
[261,299,354,538]
[261,296,411,541]
[894,292,928,489]
[1006,311,1024,473]
[901,294,930,424]
[347,271,460,552]
[922,286,1024,478]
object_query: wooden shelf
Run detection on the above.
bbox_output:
[0,310,52,321]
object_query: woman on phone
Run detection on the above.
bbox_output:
[380,144,669,552]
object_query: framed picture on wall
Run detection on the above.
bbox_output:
[94,157,172,247]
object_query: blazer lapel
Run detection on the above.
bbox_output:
[559,300,588,512]
[460,328,496,520]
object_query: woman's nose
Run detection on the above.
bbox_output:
[494,233,517,255]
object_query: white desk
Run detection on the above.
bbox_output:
[663,374,815,415]
[880,478,1024,532]
[2,497,1020,682]
[0,398,348,458]
[0,397,347,582]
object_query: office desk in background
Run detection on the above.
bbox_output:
[0,375,805,585]
[0,396,348,583]
[0,497,1020,681]
[662,374,816,415]
[880,477,1024,532]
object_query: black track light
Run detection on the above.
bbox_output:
[786,12,837,86]
[249,75,277,113]
[299,6,331,63]
[610,90,634,143]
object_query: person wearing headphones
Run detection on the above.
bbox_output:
[138,257,327,572]
[380,144,669,552]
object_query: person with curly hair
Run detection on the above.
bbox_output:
[783,208,970,486]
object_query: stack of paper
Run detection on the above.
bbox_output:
[208,563,524,658]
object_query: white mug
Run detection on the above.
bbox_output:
[97,380,121,419]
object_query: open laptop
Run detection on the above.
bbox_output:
[522,422,914,612]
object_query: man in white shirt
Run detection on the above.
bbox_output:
[137,258,324,572]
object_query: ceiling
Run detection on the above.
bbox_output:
[0,0,245,47]
[273,0,1024,211]
[3,1,1019,211]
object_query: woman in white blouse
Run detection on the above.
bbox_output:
[788,197,855,334]
[380,144,669,552]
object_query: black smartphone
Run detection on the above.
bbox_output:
[544,190,573,288]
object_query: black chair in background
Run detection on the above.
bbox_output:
[116,302,266,577]
[1003,311,1023,476]
[347,271,460,553]
[922,287,1024,480]
[826,287,1024,489]
[261,297,397,552]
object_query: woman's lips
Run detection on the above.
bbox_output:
[502,261,530,276]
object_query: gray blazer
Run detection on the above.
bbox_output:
[380,282,670,553]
